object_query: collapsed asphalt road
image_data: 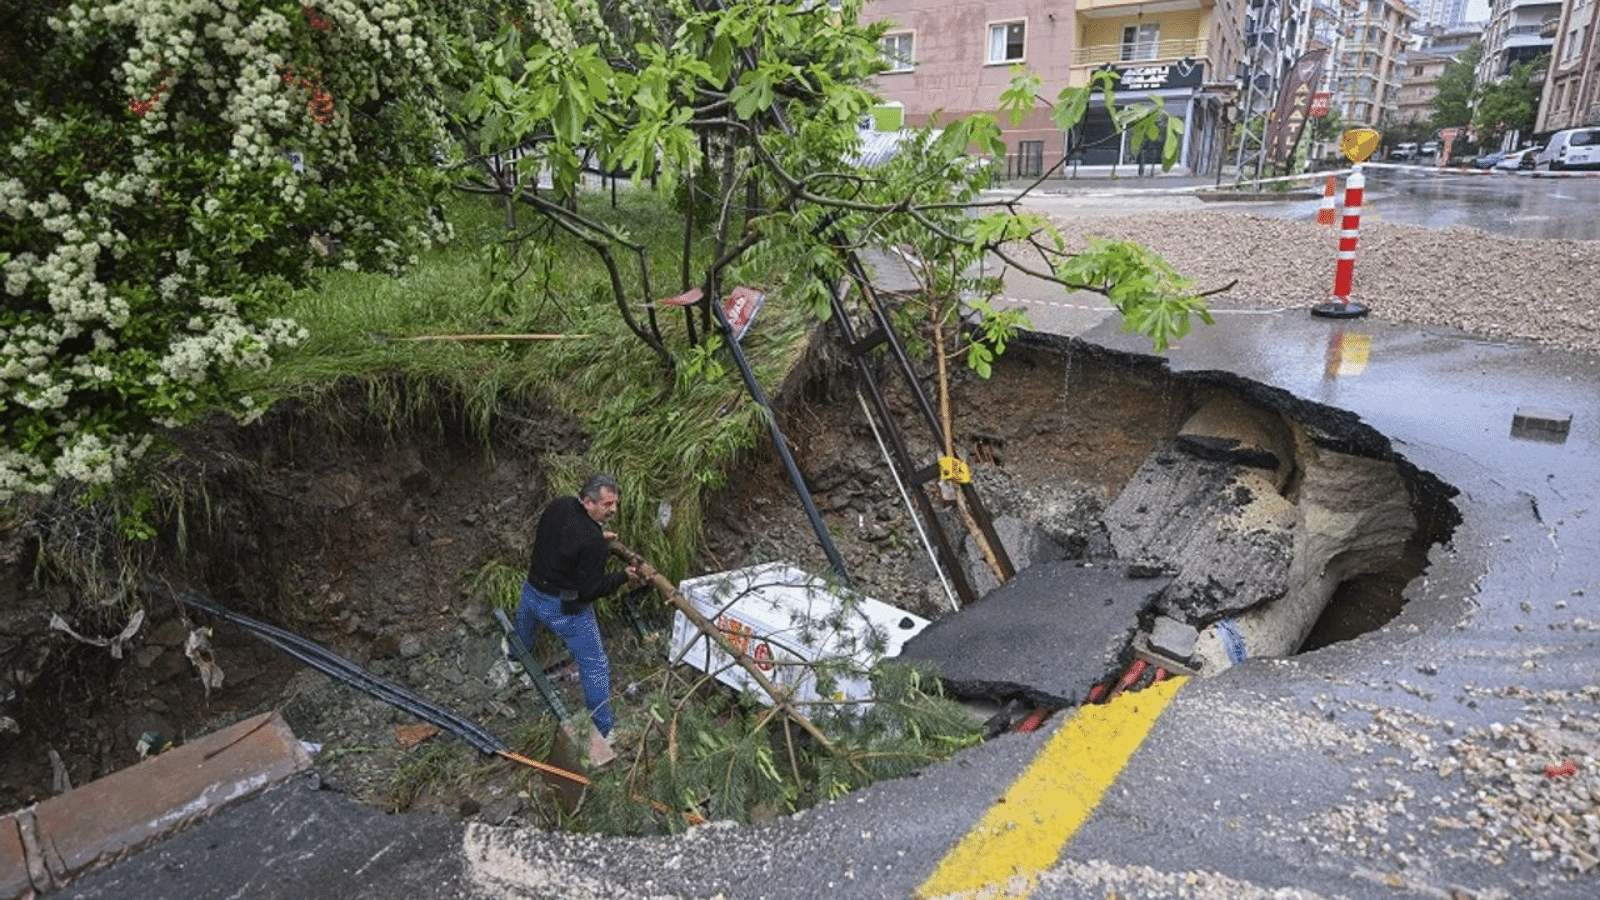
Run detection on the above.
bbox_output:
[55,298,1600,900]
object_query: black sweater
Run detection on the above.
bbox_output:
[525,495,627,604]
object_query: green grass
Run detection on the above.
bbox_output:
[237,185,814,582]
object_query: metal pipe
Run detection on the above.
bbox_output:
[856,388,959,611]
[708,294,853,584]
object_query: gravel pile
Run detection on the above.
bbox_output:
[1050,209,1600,356]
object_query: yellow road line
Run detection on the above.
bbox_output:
[916,676,1186,900]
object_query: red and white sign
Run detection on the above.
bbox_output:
[721,286,766,343]
[654,284,766,342]
[1309,92,1332,118]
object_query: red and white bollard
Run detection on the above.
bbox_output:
[1311,164,1371,318]
[1316,174,1337,226]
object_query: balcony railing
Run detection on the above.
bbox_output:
[1072,38,1210,67]
[1540,14,1560,38]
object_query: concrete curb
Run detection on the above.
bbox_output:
[1,711,311,899]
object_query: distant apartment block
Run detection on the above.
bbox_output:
[1413,0,1470,28]
[1396,51,1454,123]
[1395,24,1484,129]
[1477,0,1558,80]
[1536,0,1600,131]
[1314,0,1418,126]
[859,0,1247,175]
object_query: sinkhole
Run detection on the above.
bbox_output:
[0,332,1460,828]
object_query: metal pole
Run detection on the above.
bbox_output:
[709,292,854,583]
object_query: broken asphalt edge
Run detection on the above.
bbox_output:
[0,710,311,899]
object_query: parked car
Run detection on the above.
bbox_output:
[1388,142,1419,161]
[1421,141,1440,158]
[1473,149,1508,168]
[1495,147,1540,171]
[1537,126,1600,170]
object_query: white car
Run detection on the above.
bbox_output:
[1495,147,1538,171]
[1541,127,1600,171]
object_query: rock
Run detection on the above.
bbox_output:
[146,617,191,648]
[1148,616,1198,660]
[480,795,522,825]
[370,632,402,660]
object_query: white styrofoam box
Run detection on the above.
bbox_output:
[669,562,929,709]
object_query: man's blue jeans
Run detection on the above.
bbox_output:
[514,580,613,737]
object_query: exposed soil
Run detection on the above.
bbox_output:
[0,336,1335,827]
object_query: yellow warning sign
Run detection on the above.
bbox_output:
[1340,128,1380,164]
[939,456,972,484]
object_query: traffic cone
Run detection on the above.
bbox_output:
[1316,174,1337,226]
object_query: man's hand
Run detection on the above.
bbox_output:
[623,562,657,590]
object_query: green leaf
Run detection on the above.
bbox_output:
[999,68,1041,127]
[1052,85,1091,132]
[710,34,734,85]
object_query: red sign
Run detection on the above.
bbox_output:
[653,285,766,342]
[1439,127,1462,140]
[722,286,766,342]
[752,642,773,672]
[1309,92,1332,118]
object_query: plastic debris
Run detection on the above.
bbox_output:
[184,626,226,697]
[1545,759,1579,779]
[48,608,146,660]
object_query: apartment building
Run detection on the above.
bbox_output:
[1394,24,1482,125]
[1477,0,1559,80]
[1414,0,1471,27]
[1307,0,1416,129]
[1321,0,1420,126]
[859,0,1248,175]
[1395,51,1455,122]
[1536,0,1600,131]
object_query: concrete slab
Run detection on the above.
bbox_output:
[6,711,310,898]
[0,815,30,899]
[1103,440,1296,623]
[897,561,1168,709]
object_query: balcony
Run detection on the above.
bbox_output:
[1539,14,1560,38]
[1072,38,1211,66]
[1077,0,1217,17]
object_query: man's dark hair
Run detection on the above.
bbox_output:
[579,473,621,501]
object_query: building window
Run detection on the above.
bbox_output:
[881,32,914,72]
[987,21,1026,64]
[1121,23,1160,61]
[1016,140,1044,178]
[1413,64,1423,75]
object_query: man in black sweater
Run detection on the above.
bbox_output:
[513,473,640,739]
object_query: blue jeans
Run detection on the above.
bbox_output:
[514,580,613,737]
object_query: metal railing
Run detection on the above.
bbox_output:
[1072,38,1209,67]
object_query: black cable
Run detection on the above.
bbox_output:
[148,583,508,756]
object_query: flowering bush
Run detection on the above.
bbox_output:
[0,0,483,500]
